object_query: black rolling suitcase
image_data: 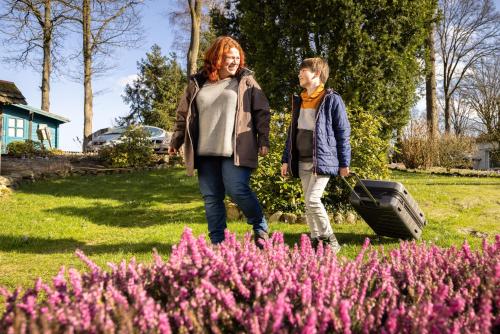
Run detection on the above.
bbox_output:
[342,174,427,240]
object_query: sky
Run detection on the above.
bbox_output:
[0,0,178,151]
[1,1,499,151]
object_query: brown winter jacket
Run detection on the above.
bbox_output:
[169,68,270,176]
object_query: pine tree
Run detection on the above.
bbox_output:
[119,44,186,131]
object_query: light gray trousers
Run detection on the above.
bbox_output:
[299,162,334,239]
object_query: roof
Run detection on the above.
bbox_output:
[0,80,27,105]
[12,104,70,123]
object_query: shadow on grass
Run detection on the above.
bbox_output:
[18,168,201,205]
[282,231,397,248]
[0,235,174,255]
[46,202,206,228]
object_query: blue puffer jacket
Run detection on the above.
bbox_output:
[281,89,351,177]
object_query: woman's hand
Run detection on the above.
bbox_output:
[168,147,178,156]
[281,163,289,177]
[259,146,269,157]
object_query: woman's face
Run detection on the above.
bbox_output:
[218,47,240,79]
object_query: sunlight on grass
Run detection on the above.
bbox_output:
[0,168,499,291]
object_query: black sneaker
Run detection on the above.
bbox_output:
[311,236,320,251]
[254,230,269,249]
[319,233,341,254]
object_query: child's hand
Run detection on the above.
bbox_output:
[339,167,350,177]
[281,163,289,177]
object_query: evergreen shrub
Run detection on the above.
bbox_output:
[251,107,389,214]
[98,126,157,168]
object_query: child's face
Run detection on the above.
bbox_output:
[298,67,319,88]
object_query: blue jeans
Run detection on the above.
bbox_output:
[197,156,268,244]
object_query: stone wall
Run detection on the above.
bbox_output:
[0,155,170,193]
[1,156,72,178]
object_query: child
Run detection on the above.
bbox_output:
[281,57,351,253]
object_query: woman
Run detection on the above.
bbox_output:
[168,36,270,246]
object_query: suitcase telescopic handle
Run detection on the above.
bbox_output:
[340,172,379,206]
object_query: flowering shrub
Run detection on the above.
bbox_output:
[1,229,499,333]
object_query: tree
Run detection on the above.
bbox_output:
[118,44,186,131]
[212,0,436,137]
[169,0,221,76]
[61,0,144,150]
[187,0,202,76]
[425,15,439,138]
[449,91,473,136]
[0,0,71,112]
[436,0,500,133]
[462,58,500,145]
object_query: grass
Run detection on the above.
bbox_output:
[0,168,499,291]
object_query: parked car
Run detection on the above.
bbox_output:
[86,125,171,154]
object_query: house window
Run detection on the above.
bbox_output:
[8,118,24,138]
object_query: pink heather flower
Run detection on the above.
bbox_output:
[158,312,172,334]
[1,228,498,333]
[302,309,318,334]
[461,240,473,260]
[339,299,352,334]
[448,296,466,314]
[18,295,37,317]
[271,289,289,332]
[384,309,399,334]
[301,277,312,306]
[75,249,101,276]
[68,269,83,297]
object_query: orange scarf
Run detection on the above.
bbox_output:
[300,84,325,109]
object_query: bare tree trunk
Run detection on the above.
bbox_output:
[187,0,202,77]
[425,24,438,138]
[41,0,52,112]
[444,95,451,133]
[82,0,92,151]
[436,0,500,135]
[425,22,438,138]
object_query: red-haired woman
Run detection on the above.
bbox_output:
[168,36,270,246]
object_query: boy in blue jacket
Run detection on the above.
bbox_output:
[281,57,351,253]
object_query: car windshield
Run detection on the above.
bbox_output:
[146,127,164,137]
[96,133,122,141]
[105,127,127,135]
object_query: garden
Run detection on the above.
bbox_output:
[1,0,499,331]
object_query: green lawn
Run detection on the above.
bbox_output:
[0,168,498,291]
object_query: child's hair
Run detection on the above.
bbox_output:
[299,57,329,84]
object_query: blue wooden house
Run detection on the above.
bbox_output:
[0,80,69,153]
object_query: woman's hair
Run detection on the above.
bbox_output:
[203,36,245,81]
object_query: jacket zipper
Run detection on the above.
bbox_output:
[312,93,328,175]
[186,79,200,157]
[233,78,242,166]
[313,97,326,176]
[312,111,319,176]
